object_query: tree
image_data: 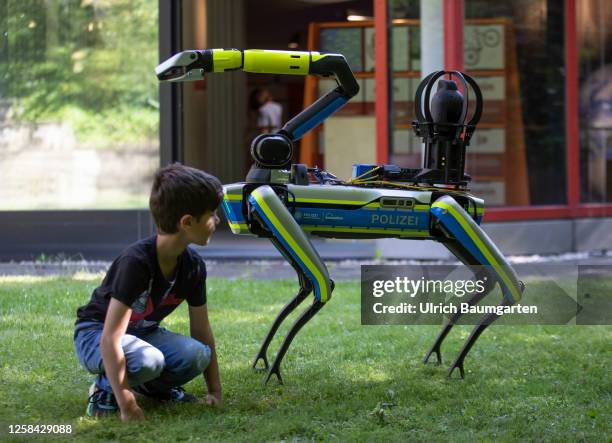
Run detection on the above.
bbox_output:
[1,0,159,147]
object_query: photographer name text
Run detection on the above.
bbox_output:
[372,301,537,316]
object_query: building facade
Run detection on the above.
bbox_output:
[0,0,609,259]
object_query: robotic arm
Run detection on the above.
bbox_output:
[156,49,523,384]
[156,48,359,142]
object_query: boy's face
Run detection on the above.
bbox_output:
[185,210,219,246]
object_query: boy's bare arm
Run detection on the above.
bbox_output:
[188,304,222,405]
[100,298,144,421]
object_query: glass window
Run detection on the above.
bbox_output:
[0,0,159,210]
[320,27,363,72]
[310,23,374,179]
[578,0,612,203]
[388,0,566,206]
[388,1,421,169]
[465,0,566,206]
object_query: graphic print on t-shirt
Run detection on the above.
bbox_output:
[131,277,154,317]
[75,235,208,333]
[129,280,187,330]
[130,291,154,321]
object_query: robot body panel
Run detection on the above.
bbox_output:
[243,49,310,75]
[222,183,251,235]
[222,182,485,240]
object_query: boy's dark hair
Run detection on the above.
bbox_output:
[149,163,223,234]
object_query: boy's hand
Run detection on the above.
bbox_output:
[120,400,145,421]
[205,392,223,408]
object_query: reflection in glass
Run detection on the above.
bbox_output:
[578,0,612,203]
[464,0,565,206]
[320,27,363,72]
[0,0,159,209]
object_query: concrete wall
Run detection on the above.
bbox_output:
[1,214,611,261]
[0,122,157,210]
[0,210,156,261]
[575,218,612,252]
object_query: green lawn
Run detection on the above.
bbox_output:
[0,274,610,442]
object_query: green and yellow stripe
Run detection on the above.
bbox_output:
[432,200,521,302]
[252,189,330,302]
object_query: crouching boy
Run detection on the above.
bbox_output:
[74,163,223,420]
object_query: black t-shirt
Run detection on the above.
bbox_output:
[76,235,207,333]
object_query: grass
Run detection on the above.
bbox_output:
[0,274,610,442]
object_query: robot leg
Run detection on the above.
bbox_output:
[429,195,525,377]
[248,185,333,384]
[423,241,496,365]
[252,245,311,371]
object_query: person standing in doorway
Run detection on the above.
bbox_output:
[250,88,283,134]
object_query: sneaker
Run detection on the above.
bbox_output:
[86,383,118,417]
[134,384,197,403]
[166,386,198,403]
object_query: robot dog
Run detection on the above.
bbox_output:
[156,49,525,384]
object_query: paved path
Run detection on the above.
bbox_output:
[1,251,611,281]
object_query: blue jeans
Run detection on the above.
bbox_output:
[74,321,211,394]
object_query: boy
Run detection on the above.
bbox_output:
[74,163,223,421]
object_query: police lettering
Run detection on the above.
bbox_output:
[371,214,418,225]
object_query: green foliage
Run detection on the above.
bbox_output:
[0,275,610,441]
[1,0,159,145]
[57,105,159,147]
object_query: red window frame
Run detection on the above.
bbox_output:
[374,0,612,221]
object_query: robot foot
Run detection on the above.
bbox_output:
[446,298,513,378]
[252,353,269,372]
[423,341,443,365]
[424,281,493,366]
[263,299,325,385]
[252,281,311,373]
